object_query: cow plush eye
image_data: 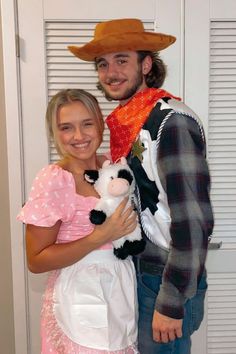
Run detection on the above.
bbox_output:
[110,176,114,180]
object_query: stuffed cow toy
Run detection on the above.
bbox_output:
[84,157,145,259]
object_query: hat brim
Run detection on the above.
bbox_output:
[68,32,176,61]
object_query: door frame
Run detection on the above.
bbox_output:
[1,0,28,352]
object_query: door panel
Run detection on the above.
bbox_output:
[185,1,236,353]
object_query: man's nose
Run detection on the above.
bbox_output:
[106,63,118,77]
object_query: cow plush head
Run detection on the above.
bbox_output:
[84,157,145,259]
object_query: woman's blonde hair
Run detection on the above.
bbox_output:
[46,89,104,157]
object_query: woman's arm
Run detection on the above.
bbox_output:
[26,197,137,273]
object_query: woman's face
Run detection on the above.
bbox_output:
[56,101,102,161]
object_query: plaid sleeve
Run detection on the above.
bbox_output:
[155,112,214,319]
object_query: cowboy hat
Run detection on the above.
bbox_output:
[68,18,176,61]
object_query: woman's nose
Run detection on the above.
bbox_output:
[73,127,83,140]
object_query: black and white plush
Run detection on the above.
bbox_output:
[84,157,145,259]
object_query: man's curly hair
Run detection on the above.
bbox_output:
[137,51,167,88]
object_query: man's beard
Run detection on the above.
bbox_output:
[97,67,144,102]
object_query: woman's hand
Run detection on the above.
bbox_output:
[95,197,138,242]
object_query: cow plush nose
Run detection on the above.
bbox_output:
[108,178,129,196]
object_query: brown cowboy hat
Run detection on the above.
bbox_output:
[68,18,176,61]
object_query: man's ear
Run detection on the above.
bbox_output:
[142,55,152,75]
[84,170,99,184]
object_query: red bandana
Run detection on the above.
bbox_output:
[106,88,180,162]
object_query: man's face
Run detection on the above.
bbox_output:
[96,51,148,105]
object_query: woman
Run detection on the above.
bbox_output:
[17,89,139,353]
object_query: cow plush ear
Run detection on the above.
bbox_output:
[84,170,99,184]
[120,157,127,165]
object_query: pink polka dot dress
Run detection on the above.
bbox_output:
[17,165,138,354]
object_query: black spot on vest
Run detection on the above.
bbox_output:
[127,99,173,215]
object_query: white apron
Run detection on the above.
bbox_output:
[53,249,138,351]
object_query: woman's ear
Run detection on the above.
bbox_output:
[142,55,152,75]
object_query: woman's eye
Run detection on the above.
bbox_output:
[84,120,94,127]
[59,125,71,131]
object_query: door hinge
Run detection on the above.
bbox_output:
[15,33,20,58]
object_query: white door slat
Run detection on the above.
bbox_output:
[211,21,236,29]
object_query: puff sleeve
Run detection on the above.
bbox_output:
[17,165,77,227]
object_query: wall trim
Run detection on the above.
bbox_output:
[0,0,28,352]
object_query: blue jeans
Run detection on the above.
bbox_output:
[137,272,207,354]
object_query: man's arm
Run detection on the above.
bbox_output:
[153,112,214,341]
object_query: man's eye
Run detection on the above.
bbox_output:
[97,62,107,69]
[117,59,127,64]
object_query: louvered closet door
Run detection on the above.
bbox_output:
[17,1,182,353]
[185,1,236,353]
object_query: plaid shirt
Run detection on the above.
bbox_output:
[129,98,214,319]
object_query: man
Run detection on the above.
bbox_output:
[68,18,214,354]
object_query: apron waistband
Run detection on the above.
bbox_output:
[79,249,131,264]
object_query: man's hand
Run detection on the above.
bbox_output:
[152,310,183,343]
